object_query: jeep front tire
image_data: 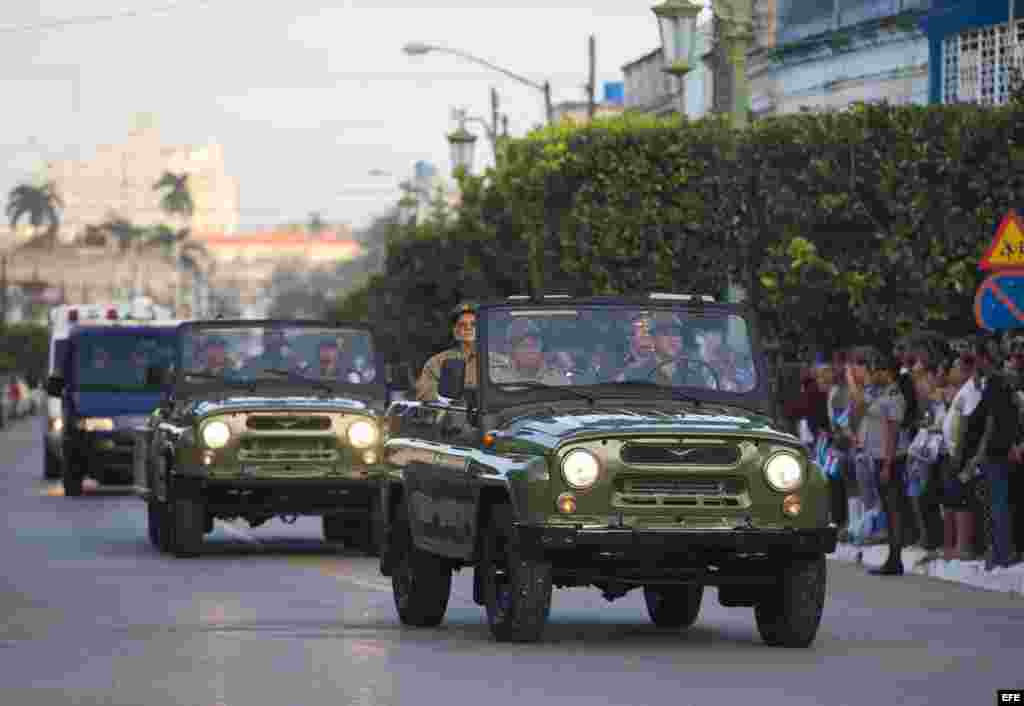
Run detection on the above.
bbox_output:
[481,503,552,643]
[643,584,703,629]
[754,555,827,648]
[390,500,452,627]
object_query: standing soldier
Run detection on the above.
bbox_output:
[415,302,478,401]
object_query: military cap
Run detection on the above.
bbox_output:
[506,319,542,345]
[450,301,479,325]
[650,313,684,337]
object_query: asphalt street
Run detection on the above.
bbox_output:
[1,413,1022,706]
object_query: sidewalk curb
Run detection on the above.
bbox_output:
[829,543,1024,596]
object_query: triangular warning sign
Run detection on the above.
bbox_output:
[980,210,1024,270]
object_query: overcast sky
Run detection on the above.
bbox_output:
[0,1,712,232]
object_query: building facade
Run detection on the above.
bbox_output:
[551,82,628,124]
[749,0,930,116]
[922,0,1024,105]
[43,118,240,244]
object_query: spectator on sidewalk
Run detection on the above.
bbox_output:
[827,350,857,540]
[907,360,947,560]
[968,338,1020,571]
[784,366,830,453]
[942,347,982,561]
[858,351,910,576]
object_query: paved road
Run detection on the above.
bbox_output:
[1,415,1021,706]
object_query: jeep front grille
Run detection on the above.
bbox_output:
[614,476,749,508]
[238,437,339,462]
[620,443,740,466]
[246,415,332,431]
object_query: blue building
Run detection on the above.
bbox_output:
[920,0,1024,105]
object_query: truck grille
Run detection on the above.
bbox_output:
[614,476,749,508]
[246,415,332,431]
[238,437,338,462]
[620,443,740,466]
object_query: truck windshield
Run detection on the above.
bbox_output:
[75,334,176,390]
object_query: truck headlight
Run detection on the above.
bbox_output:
[561,449,601,489]
[201,420,231,449]
[763,451,804,492]
[347,420,378,448]
[77,417,114,432]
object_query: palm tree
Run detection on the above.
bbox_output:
[146,224,211,315]
[153,171,194,316]
[153,172,194,224]
[6,182,64,251]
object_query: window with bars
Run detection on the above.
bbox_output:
[942,19,1024,105]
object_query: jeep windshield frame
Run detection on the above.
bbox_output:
[475,298,774,417]
[171,319,387,402]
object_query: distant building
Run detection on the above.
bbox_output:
[621,21,714,119]
[551,82,629,124]
[922,0,1024,105]
[43,116,240,244]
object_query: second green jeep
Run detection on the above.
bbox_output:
[378,294,836,645]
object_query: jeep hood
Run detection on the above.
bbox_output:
[188,395,377,419]
[497,409,794,451]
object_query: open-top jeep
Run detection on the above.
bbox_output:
[378,294,836,645]
[134,320,394,558]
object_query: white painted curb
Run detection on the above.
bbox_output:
[829,542,1024,596]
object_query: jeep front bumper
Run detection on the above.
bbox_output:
[514,524,838,557]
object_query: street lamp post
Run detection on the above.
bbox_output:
[447,111,479,175]
[653,0,703,116]
[403,41,553,125]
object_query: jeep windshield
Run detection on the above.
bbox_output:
[483,304,759,398]
[179,324,379,389]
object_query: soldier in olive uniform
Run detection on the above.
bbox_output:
[415,302,479,401]
[490,320,570,386]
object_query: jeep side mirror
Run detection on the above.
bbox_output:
[145,365,171,387]
[386,363,413,391]
[45,376,65,397]
[437,358,466,400]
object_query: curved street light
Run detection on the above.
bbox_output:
[402,41,553,125]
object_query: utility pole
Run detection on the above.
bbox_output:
[490,87,501,165]
[0,253,8,332]
[587,35,597,121]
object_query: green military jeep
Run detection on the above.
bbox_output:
[378,294,835,645]
[134,320,394,558]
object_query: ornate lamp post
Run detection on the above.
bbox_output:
[653,0,703,116]
[447,112,479,175]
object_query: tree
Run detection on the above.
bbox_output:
[153,172,194,224]
[6,182,64,251]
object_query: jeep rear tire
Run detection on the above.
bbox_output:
[62,457,83,497]
[146,501,164,549]
[481,503,552,643]
[643,584,703,629]
[754,555,827,648]
[171,496,205,558]
[390,501,451,627]
[322,515,346,543]
[44,445,60,480]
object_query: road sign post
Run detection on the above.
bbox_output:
[975,209,1024,331]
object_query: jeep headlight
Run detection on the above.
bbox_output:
[561,449,601,489]
[201,420,231,449]
[77,417,113,432]
[763,451,804,492]
[347,420,378,448]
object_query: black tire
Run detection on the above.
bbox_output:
[322,515,347,543]
[390,501,452,627]
[754,555,827,648]
[147,501,164,549]
[62,457,83,497]
[171,496,205,558]
[643,584,704,629]
[43,445,61,480]
[480,503,552,643]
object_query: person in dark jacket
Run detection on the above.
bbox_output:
[784,366,830,442]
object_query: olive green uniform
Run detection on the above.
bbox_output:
[415,348,478,401]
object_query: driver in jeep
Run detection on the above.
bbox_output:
[490,321,570,386]
[617,314,710,387]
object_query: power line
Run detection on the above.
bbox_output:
[0,0,215,35]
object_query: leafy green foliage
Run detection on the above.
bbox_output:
[0,322,49,382]
[330,101,1024,367]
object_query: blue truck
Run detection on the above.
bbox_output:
[46,324,179,496]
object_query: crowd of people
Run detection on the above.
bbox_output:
[785,333,1024,575]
